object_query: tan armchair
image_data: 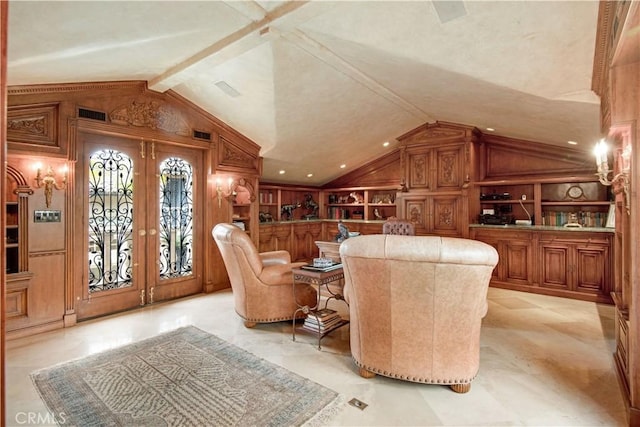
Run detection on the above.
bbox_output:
[340,234,498,393]
[212,223,317,328]
[382,217,415,235]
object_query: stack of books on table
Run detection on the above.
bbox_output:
[300,262,343,272]
[302,308,343,333]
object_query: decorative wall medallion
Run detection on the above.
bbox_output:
[110,100,190,136]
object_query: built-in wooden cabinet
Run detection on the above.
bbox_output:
[471,228,534,287]
[404,142,467,191]
[475,180,611,227]
[291,222,323,262]
[396,193,465,237]
[539,232,611,297]
[471,226,613,303]
[258,184,320,222]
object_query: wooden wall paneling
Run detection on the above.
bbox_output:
[6,103,61,154]
[6,252,65,340]
[216,133,261,176]
[602,0,640,422]
[479,135,595,180]
[274,224,294,254]
[323,149,401,189]
[1,2,8,416]
[258,224,276,253]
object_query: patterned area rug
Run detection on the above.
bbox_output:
[31,326,342,426]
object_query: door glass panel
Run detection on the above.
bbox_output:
[159,157,193,279]
[88,149,134,293]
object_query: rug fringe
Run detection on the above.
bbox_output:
[302,393,346,427]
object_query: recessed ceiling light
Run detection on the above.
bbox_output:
[486,127,495,132]
[383,141,390,147]
[567,140,578,145]
[279,170,285,175]
[340,164,346,169]
[306,173,313,178]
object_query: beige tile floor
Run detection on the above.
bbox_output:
[6,287,627,426]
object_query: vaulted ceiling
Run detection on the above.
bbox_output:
[7,1,601,184]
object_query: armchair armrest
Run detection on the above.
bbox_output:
[259,262,305,285]
[260,250,292,266]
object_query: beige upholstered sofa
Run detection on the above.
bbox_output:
[212,223,317,328]
[340,234,499,393]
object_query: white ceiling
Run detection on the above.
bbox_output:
[7,1,601,185]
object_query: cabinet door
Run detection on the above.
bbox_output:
[407,150,432,190]
[472,236,502,281]
[402,197,429,234]
[258,224,276,253]
[504,240,533,285]
[292,223,322,262]
[575,243,609,295]
[274,225,293,254]
[433,145,465,190]
[431,196,463,236]
[539,242,570,290]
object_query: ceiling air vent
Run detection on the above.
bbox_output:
[78,108,106,122]
[193,130,212,141]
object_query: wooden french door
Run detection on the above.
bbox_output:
[75,132,203,320]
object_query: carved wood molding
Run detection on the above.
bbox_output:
[7,80,145,96]
[6,164,34,195]
[397,121,480,146]
[217,135,260,174]
[109,99,191,136]
[591,1,614,97]
[7,104,59,148]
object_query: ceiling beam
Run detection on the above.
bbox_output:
[149,1,309,92]
[222,1,268,21]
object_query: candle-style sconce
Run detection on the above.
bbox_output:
[593,139,630,215]
[215,176,236,208]
[34,163,67,208]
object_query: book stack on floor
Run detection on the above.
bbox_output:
[302,308,343,334]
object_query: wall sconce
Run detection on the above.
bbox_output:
[594,139,630,215]
[34,163,67,208]
[215,176,235,208]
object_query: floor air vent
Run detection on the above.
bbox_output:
[193,130,211,141]
[78,108,106,121]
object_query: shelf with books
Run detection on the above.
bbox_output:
[325,187,397,221]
